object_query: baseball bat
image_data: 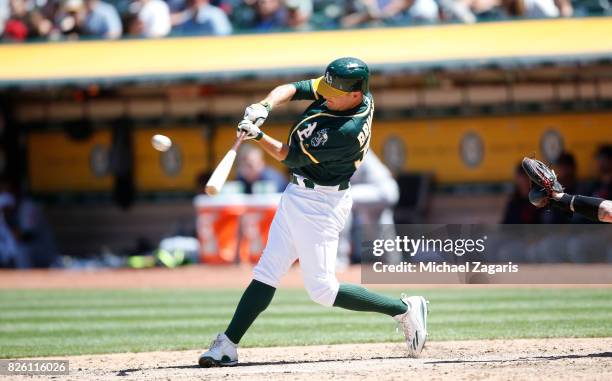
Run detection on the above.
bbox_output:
[205,131,246,196]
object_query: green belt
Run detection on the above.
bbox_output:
[290,174,349,191]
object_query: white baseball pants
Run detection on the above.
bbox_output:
[253,183,353,306]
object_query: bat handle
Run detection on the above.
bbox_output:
[232,131,247,151]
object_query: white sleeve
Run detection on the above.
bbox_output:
[0,0,9,35]
[213,7,232,35]
[140,1,171,37]
[351,152,399,205]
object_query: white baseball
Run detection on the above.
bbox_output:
[151,134,172,152]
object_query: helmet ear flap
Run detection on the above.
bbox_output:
[361,76,369,93]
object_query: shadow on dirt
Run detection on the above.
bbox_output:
[226,355,409,367]
[425,352,612,365]
[116,355,411,375]
[116,352,612,375]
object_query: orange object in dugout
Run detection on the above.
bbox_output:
[195,194,281,264]
[240,205,278,264]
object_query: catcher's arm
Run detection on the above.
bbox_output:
[601,200,612,223]
[551,192,612,223]
[522,157,610,223]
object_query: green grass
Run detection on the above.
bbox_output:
[0,288,611,358]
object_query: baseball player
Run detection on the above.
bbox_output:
[523,157,612,223]
[199,57,428,367]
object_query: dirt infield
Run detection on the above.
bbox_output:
[2,267,610,380]
[6,338,610,381]
[1,265,611,289]
[0,265,347,289]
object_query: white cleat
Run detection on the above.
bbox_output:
[394,295,428,358]
[198,333,239,367]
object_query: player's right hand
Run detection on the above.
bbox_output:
[237,119,263,141]
[243,103,269,127]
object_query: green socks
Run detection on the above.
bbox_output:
[224,281,405,344]
[224,280,276,344]
[333,283,407,317]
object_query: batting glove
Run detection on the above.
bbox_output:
[243,102,270,127]
[237,119,263,141]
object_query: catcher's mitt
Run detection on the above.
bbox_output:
[521,157,564,196]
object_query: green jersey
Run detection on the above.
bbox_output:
[281,79,374,186]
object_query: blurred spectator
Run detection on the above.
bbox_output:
[306,0,345,28]
[251,0,287,31]
[437,0,499,23]
[502,163,543,223]
[0,190,19,268]
[501,0,571,18]
[585,145,612,200]
[555,152,578,188]
[228,0,256,30]
[129,0,171,37]
[397,0,439,23]
[338,151,400,266]
[0,0,8,35]
[0,181,60,268]
[28,0,59,39]
[541,152,577,224]
[3,0,30,41]
[167,0,188,12]
[236,143,287,193]
[553,0,572,17]
[349,150,400,226]
[285,0,311,30]
[0,0,588,41]
[172,0,232,35]
[340,0,382,27]
[82,0,122,39]
[440,0,571,23]
[12,195,60,268]
[57,0,86,39]
[341,0,438,28]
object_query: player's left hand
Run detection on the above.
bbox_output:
[528,186,549,208]
[237,119,263,141]
[243,103,269,127]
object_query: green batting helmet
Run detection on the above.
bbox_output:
[313,57,370,98]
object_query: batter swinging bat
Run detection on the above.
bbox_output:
[205,131,247,196]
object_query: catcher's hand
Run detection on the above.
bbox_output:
[528,187,550,208]
[522,157,564,208]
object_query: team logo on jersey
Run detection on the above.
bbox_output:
[311,128,328,147]
[298,122,317,140]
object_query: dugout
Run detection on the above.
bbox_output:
[1,18,612,254]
